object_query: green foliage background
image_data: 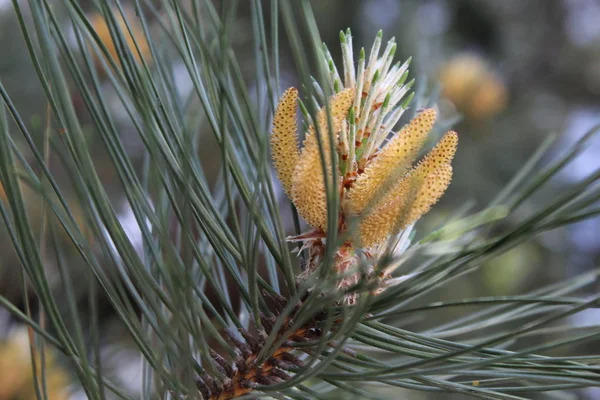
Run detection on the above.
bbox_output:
[0,0,599,399]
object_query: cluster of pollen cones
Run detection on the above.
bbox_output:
[271,87,457,297]
[196,29,459,399]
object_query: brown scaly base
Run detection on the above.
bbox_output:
[195,290,340,400]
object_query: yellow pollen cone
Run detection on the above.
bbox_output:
[411,130,458,180]
[271,88,300,198]
[358,163,453,247]
[399,162,453,229]
[291,88,354,229]
[356,173,416,248]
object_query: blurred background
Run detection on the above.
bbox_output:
[0,0,599,398]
